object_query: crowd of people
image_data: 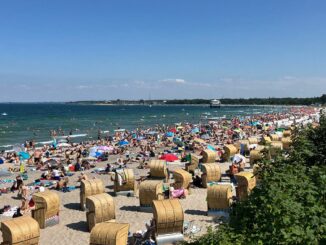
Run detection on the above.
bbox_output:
[0,107,320,221]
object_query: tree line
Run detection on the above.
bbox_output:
[165,94,326,105]
[68,94,326,105]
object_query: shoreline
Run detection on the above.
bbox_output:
[0,106,321,245]
[0,105,319,150]
[74,103,307,107]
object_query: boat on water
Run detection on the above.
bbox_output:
[210,99,221,108]
[1,112,8,116]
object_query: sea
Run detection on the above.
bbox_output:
[0,103,287,149]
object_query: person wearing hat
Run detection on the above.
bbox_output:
[232,154,246,171]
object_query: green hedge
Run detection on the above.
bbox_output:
[185,116,326,245]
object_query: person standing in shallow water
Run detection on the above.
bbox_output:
[98,129,101,140]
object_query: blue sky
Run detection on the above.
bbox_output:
[0,0,325,101]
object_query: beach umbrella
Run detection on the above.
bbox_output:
[166,132,174,137]
[89,151,97,158]
[13,144,23,153]
[118,140,129,146]
[97,146,111,151]
[191,127,200,134]
[169,128,177,133]
[89,147,99,157]
[19,151,30,160]
[160,154,179,162]
[95,151,104,157]
[146,131,157,135]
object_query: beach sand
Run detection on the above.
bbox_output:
[0,155,242,245]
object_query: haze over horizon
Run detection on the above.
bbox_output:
[1,0,326,102]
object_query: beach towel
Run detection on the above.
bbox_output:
[1,206,18,217]
[0,170,12,177]
[171,188,185,198]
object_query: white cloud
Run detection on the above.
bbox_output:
[160,78,186,84]
[0,74,324,102]
[76,85,92,89]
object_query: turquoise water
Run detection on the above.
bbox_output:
[0,103,286,147]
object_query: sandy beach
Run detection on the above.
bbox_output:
[0,107,320,245]
[0,154,235,245]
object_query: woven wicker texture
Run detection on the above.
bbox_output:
[86,193,115,231]
[253,164,261,183]
[185,154,200,173]
[139,180,164,206]
[173,169,192,190]
[282,137,292,150]
[114,168,135,192]
[262,136,272,144]
[222,144,237,161]
[283,130,291,137]
[238,140,250,151]
[152,199,184,235]
[149,160,167,178]
[235,172,256,201]
[248,137,258,145]
[255,145,265,151]
[1,216,40,245]
[270,134,280,141]
[249,150,263,164]
[80,179,104,210]
[207,185,232,210]
[202,150,216,163]
[201,163,221,188]
[89,222,129,245]
[32,191,60,229]
[269,141,283,157]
